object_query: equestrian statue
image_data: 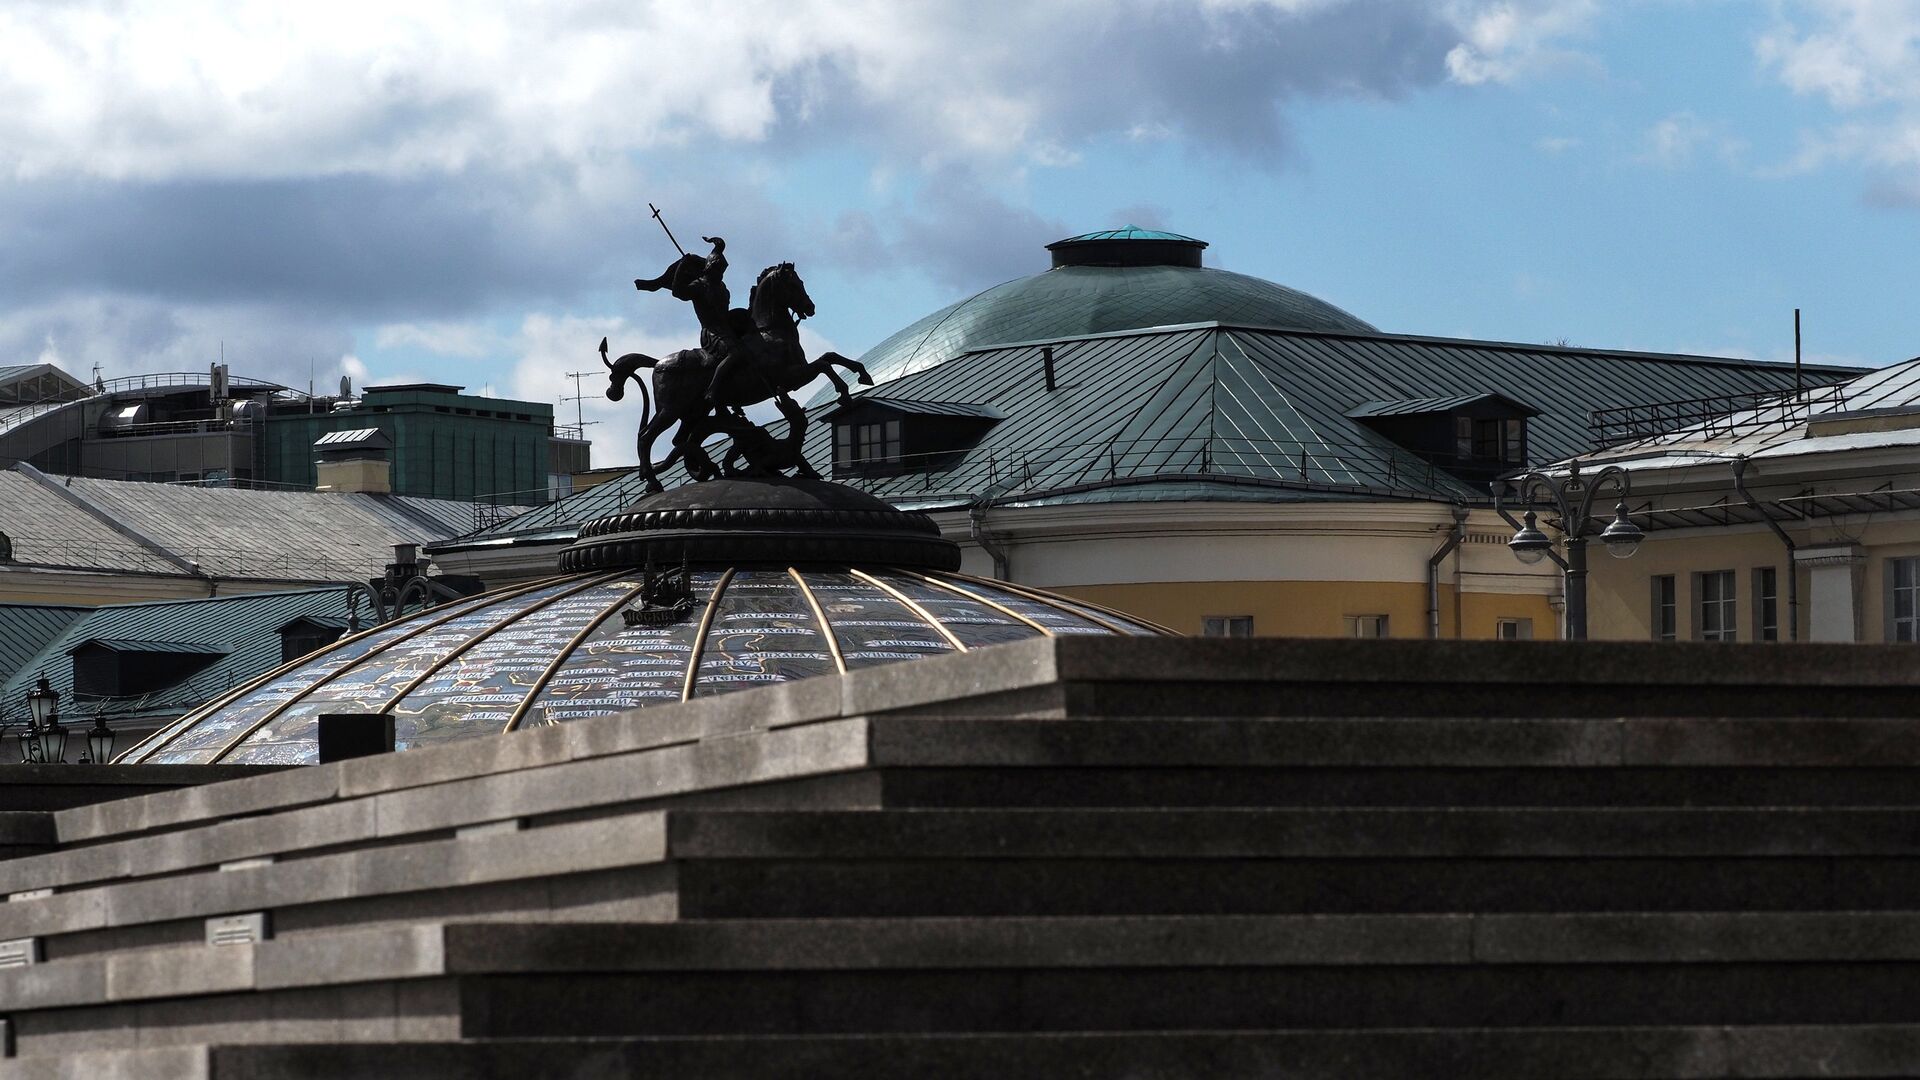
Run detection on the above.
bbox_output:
[602,210,873,493]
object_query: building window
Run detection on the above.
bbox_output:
[1695,570,1737,642]
[1455,417,1526,464]
[1496,618,1533,640]
[1346,614,1389,638]
[1202,616,1253,638]
[833,420,903,470]
[1754,567,1779,642]
[1652,575,1677,641]
[1890,557,1920,642]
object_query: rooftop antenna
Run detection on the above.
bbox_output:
[1794,308,1803,395]
[562,371,603,434]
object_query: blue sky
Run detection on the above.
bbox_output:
[5,1,1920,463]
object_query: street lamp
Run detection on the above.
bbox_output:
[21,675,65,764]
[86,716,114,765]
[1493,464,1643,640]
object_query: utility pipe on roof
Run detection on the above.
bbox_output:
[1427,505,1469,639]
[1732,457,1798,641]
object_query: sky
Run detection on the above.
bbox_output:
[5,0,1920,466]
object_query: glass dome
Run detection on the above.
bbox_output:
[121,568,1158,765]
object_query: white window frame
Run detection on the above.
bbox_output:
[1888,556,1920,643]
[1694,570,1737,642]
[1201,616,1254,638]
[1495,618,1532,640]
[1346,614,1389,639]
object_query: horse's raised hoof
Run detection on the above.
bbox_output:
[857,373,875,385]
[645,480,666,495]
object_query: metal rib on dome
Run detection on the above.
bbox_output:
[120,568,1163,766]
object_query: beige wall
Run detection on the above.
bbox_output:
[1056,580,1560,640]
[1586,515,1920,643]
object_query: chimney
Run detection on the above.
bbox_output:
[313,428,393,494]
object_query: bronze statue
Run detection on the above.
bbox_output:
[603,215,873,493]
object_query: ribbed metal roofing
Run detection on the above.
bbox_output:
[0,604,87,683]
[0,587,353,727]
[120,568,1162,765]
[1048,226,1204,246]
[834,267,1379,395]
[67,638,226,655]
[0,466,516,581]
[465,325,1862,544]
[1347,393,1541,419]
[832,399,1004,419]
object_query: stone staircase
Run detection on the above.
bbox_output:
[1,637,1919,1077]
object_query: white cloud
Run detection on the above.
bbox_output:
[373,321,502,359]
[1757,1,1920,188]
[1637,112,1747,169]
[1535,134,1580,154]
[0,1,1579,184]
[1442,0,1601,85]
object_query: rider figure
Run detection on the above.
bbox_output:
[634,236,747,405]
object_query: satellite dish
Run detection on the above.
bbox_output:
[340,375,352,398]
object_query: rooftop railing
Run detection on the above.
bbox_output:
[1587,381,1852,449]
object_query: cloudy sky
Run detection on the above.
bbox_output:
[5,0,1920,464]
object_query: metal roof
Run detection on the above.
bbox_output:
[67,638,227,655]
[829,267,1381,395]
[1556,352,1920,472]
[0,465,508,582]
[1347,393,1542,418]
[0,587,354,727]
[0,604,87,683]
[1048,226,1205,247]
[459,324,1860,549]
[827,399,1004,420]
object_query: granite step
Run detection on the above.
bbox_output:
[8,1025,1920,1080]
[11,915,1920,1052]
[0,813,676,962]
[670,806,1920,917]
[873,765,1920,808]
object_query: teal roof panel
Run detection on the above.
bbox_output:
[446,325,1869,550]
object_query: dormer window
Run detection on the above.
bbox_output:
[278,617,348,662]
[68,639,226,699]
[1348,393,1540,483]
[825,400,1002,478]
[837,419,903,471]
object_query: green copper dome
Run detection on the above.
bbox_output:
[844,228,1376,392]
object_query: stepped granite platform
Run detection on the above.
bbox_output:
[4,637,1920,1077]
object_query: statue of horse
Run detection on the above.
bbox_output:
[602,262,872,493]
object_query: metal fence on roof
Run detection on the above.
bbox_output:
[1587,381,1852,449]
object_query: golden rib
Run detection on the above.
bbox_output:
[136,576,565,765]
[500,578,654,734]
[788,568,847,675]
[201,574,605,764]
[849,568,968,652]
[943,569,1167,635]
[679,568,736,702]
[902,571,1054,637]
[118,580,560,764]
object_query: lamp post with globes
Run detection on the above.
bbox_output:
[1493,464,1644,641]
[22,674,66,764]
